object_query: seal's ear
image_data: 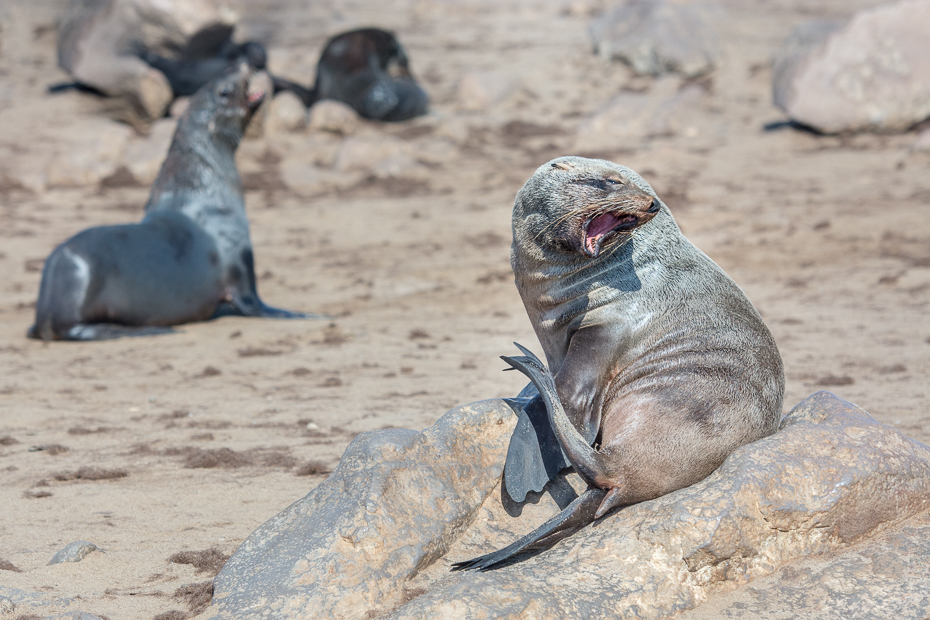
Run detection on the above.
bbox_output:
[551,162,574,171]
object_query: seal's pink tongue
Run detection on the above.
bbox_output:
[585,213,622,254]
[247,89,265,105]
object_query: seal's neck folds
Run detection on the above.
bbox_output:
[513,209,679,332]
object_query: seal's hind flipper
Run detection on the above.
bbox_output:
[63,324,178,341]
[503,395,569,502]
[451,487,606,572]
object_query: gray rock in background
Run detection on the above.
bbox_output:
[206,399,519,620]
[589,0,720,77]
[205,391,930,620]
[49,541,102,565]
[772,0,930,133]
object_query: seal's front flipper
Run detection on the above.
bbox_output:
[255,301,329,320]
[451,487,605,572]
[222,294,329,320]
[56,324,177,341]
[503,394,569,503]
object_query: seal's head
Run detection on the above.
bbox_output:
[185,62,268,148]
[513,156,662,261]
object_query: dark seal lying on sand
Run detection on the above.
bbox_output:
[455,156,785,570]
[273,28,429,122]
[29,64,316,341]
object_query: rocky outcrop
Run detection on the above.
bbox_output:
[206,399,519,620]
[205,392,930,620]
[772,0,930,133]
[589,0,720,78]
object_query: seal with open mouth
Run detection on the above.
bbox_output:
[29,64,316,341]
[453,156,784,570]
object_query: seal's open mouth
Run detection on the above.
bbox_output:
[247,88,266,110]
[583,212,639,256]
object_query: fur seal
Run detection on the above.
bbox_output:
[454,156,784,571]
[275,28,428,121]
[137,38,269,98]
[29,64,315,341]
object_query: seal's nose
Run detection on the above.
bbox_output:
[648,199,660,213]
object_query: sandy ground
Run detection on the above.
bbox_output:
[0,0,928,618]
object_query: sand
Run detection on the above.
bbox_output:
[0,0,927,618]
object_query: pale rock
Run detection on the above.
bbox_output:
[308,100,360,135]
[56,0,237,121]
[0,587,74,613]
[912,127,930,151]
[205,392,930,620]
[456,71,520,111]
[676,509,930,620]
[589,0,720,78]
[772,0,930,133]
[122,117,176,185]
[169,96,191,118]
[49,541,102,565]
[205,399,519,620]
[265,91,307,134]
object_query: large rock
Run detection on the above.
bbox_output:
[772,0,930,133]
[205,392,930,620]
[56,0,237,122]
[588,0,720,78]
[676,509,930,620]
[206,399,519,620]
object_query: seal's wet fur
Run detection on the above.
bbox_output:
[454,156,784,571]
[30,65,313,341]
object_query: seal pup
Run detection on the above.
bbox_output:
[276,28,428,121]
[29,64,314,341]
[453,156,784,570]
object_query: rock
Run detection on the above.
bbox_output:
[0,587,75,615]
[169,96,191,118]
[308,99,360,135]
[589,0,720,78]
[56,0,237,122]
[122,117,176,185]
[205,392,930,620]
[912,126,930,151]
[676,509,930,620]
[45,118,133,188]
[49,541,102,565]
[456,71,520,111]
[206,399,519,620]
[772,0,930,133]
[266,91,307,134]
